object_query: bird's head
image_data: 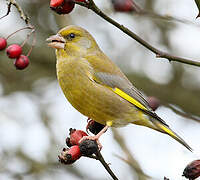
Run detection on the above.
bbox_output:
[47,25,99,58]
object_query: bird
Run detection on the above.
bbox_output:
[47,25,192,151]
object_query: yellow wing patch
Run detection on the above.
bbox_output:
[111,87,147,110]
[106,120,113,126]
[156,123,176,138]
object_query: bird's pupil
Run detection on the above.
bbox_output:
[70,33,75,38]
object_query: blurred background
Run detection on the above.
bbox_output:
[0,0,200,179]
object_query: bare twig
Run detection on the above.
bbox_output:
[0,2,12,20]
[1,0,30,24]
[75,0,200,67]
[137,11,200,28]
[83,150,119,179]
[163,103,200,122]
[82,154,99,160]
[6,26,33,39]
[27,29,36,57]
[128,0,200,28]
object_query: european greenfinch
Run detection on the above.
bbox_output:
[47,25,192,151]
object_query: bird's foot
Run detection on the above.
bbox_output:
[80,125,109,150]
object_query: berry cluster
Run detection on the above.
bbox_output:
[49,0,141,15]
[0,27,35,70]
[58,121,105,164]
[58,128,98,164]
[0,38,29,70]
[50,0,86,14]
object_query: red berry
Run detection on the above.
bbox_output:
[50,0,64,7]
[67,145,81,161]
[75,0,87,2]
[50,0,75,14]
[58,146,81,164]
[0,38,7,50]
[112,0,134,12]
[14,55,29,70]
[6,44,22,58]
[69,128,88,145]
[147,96,160,111]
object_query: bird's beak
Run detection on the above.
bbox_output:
[46,34,66,49]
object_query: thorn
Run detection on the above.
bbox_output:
[196,13,200,19]
[168,58,172,63]
[156,53,161,58]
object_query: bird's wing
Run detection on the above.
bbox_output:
[94,72,169,126]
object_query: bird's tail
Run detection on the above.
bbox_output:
[152,119,193,152]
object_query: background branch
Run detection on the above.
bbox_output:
[1,0,30,24]
[76,0,200,67]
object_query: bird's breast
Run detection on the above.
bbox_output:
[56,57,142,127]
[56,58,100,117]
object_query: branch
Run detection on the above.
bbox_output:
[60,131,119,180]
[75,0,200,67]
[163,103,200,122]
[0,1,12,20]
[95,151,119,180]
[0,0,30,24]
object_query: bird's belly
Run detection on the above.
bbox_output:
[57,60,144,127]
[58,74,143,127]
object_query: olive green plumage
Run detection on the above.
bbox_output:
[47,25,192,151]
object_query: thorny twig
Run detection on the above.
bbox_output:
[82,150,118,179]
[75,0,200,67]
[95,150,119,180]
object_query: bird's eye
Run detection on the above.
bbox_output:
[69,33,75,39]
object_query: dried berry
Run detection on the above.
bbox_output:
[79,139,98,156]
[6,44,22,58]
[183,160,200,180]
[66,137,72,147]
[14,55,29,70]
[50,0,75,14]
[86,120,105,135]
[69,128,88,145]
[0,37,7,50]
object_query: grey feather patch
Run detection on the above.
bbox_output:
[94,72,169,127]
[95,72,151,110]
